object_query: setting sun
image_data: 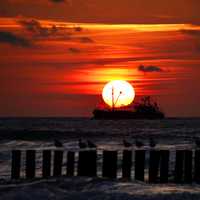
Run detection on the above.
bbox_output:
[102,80,135,108]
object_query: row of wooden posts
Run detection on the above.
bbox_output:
[11,149,200,183]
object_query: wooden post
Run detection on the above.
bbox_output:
[174,150,184,183]
[102,151,117,179]
[42,150,51,178]
[78,150,97,177]
[11,150,21,179]
[66,151,75,176]
[135,150,145,181]
[160,150,169,183]
[184,150,193,183]
[149,150,160,183]
[26,150,36,179]
[53,150,63,177]
[122,150,132,180]
[194,150,200,183]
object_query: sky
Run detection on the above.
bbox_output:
[0,0,200,117]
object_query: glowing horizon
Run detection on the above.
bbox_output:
[0,6,200,117]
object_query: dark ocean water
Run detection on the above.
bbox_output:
[0,117,200,179]
[0,117,200,148]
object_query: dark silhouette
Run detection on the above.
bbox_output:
[78,139,88,149]
[54,139,63,147]
[135,140,144,148]
[123,139,132,148]
[93,96,165,120]
[87,140,97,148]
[195,138,200,148]
[12,148,197,185]
[149,138,156,148]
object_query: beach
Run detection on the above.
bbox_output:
[1,177,200,200]
[0,118,200,199]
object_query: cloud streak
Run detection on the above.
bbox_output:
[1,0,200,24]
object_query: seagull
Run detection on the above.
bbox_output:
[149,138,156,148]
[135,140,144,148]
[87,140,97,148]
[54,139,63,148]
[78,139,88,149]
[123,139,132,148]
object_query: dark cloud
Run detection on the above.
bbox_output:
[0,31,31,47]
[138,65,163,73]
[18,19,58,37]
[180,29,200,52]
[79,37,94,43]
[68,47,81,53]
[74,26,83,32]
[18,19,85,41]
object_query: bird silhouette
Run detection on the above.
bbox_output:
[135,140,144,148]
[78,139,88,149]
[123,139,132,148]
[54,139,63,148]
[149,138,156,148]
[87,140,97,148]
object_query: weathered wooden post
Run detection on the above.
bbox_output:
[102,151,118,179]
[149,150,160,183]
[135,150,145,181]
[194,150,200,183]
[184,150,193,183]
[42,150,51,178]
[66,151,75,176]
[174,150,184,183]
[122,150,132,180]
[78,150,97,177]
[160,150,169,183]
[53,150,63,176]
[26,150,36,179]
[11,150,21,179]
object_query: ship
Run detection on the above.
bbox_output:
[93,96,165,120]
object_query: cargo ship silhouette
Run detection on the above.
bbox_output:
[93,87,165,119]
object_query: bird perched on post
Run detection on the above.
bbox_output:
[54,139,63,148]
[87,140,97,148]
[123,139,132,148]
[78,139,88,149]
[135,140,144,148]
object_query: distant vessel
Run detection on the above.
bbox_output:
[93,95,165,120]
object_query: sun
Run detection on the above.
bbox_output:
[102,80,135,108]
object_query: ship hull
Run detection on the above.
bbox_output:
[93,109,165,120]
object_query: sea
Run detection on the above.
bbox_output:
[0,117,200,199]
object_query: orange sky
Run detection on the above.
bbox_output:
[0,0,200,117]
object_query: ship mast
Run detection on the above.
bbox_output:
[112,86,123,111]
[112,86,114,111]
[115,91,122,107]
